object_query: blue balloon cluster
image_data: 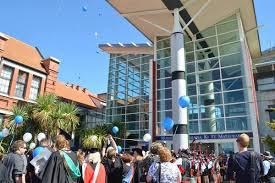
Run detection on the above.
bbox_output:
[32,147,44,158]
[14,115,23,125]
[117,145,122,153]
[112,126,119,134]
[162,117,174,131]
[178,96,190,108]
[0,132,3,139]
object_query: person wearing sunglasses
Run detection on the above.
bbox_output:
[3,140,28,183]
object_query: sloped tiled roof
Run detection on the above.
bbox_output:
[0,32,46,73]
[54,81,105,109]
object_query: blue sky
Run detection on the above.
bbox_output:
[0,0,274,94]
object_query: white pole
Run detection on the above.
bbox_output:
[171,8,188,151]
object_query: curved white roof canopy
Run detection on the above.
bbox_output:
[107,0,261,58]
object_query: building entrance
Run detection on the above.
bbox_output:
[190,142,234,155]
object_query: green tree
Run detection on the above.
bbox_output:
[79,121,124,149]
[7,94,79,138]
[33,94,79,136]
[264,108,275,152]
[263,135,275,153]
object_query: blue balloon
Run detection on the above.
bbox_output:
[117,145,122,153]
[82,6,87,12]
[178,96,190,108]
[32,147,44,158]
[0,132,3,139]
[162,117,174,131]
[14,115,23,125]
[112,126,119,134]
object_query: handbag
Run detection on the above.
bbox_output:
[153,162,161,183]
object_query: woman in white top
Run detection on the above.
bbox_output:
[147,147,182,183]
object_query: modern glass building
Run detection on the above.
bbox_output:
[103,0,261,152]
[100,44,153,149]
[155,14,258,152]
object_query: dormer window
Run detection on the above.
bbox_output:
[0,33,9,50]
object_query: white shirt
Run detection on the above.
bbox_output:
[263,160,271,176]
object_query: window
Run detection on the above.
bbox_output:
[29,76,41,101]
[15,71,28,98]
[267,105,275,122]
[0,65,13,94]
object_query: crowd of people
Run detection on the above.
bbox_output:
[0,133,275,183]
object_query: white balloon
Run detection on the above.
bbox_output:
[2,128,9,137]
[143,133,152,142]
[23,133,32,143]
[37,133,46,142]
[90,135,97,141]
[29,142,36,150]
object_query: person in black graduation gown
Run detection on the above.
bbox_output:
[0,153,9,183]
[101,135,123,183]
[39,134,81,183]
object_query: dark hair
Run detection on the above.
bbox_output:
[40,138,49,147]
[106,147,116,159]
[133,148,143,157]
[11,140,26,152]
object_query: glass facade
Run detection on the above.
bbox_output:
[106,53,153,147]
[156,14,251,135]
[78,107,106,129]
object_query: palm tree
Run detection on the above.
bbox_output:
[80,121,124,149]
[32,94,57,134]
[0,94,79,153]
[32,94,79,136]
[8,105,30,126]
[81,124,108,149]
[56,102,79,133]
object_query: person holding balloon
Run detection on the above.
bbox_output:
[3,140,27,183]
[102,134,124,183]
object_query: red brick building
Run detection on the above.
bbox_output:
[0,32,105,126]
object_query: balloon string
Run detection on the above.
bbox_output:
[7,123,16,153]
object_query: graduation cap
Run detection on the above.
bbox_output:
[58,128,72,141]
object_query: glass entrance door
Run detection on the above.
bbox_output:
[217,142,234,155]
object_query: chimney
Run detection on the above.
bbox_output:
[0,32,9,51]
[83,88,87,93]
[76,85,80,90]
[42,57,60,94]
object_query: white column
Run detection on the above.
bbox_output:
[204,61,216,132]
[171,8,188,150]
[148,59,153,146]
